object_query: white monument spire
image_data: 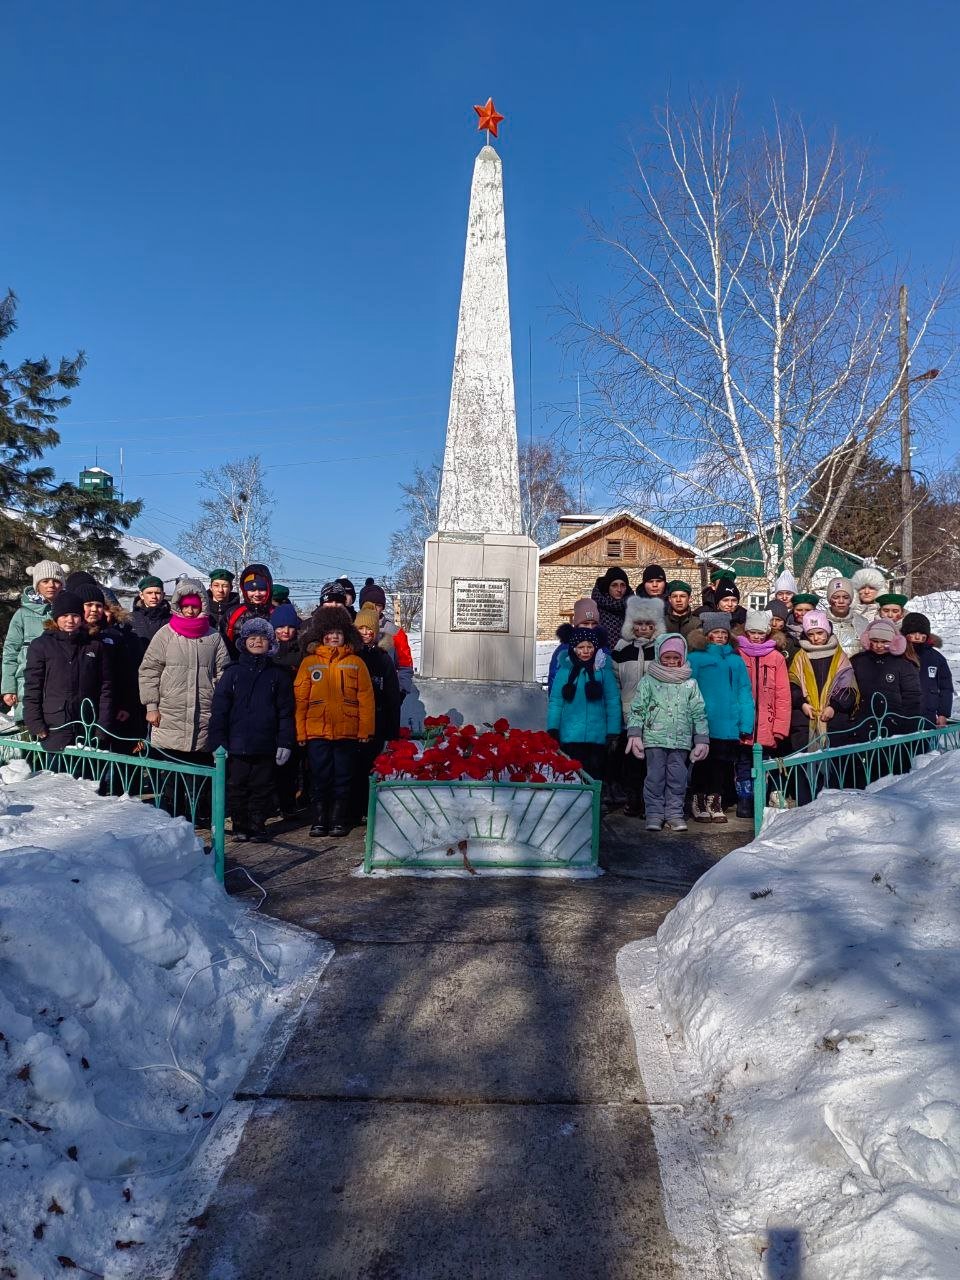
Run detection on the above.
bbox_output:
[437,142,522,535]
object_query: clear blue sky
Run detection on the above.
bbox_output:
[4,0,958,597]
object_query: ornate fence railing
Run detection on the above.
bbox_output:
[0,701,227,879]
[751,708,960,835]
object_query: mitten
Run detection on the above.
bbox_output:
[689,743,709,763]
[625,737,645,759]
[275,747,292,767]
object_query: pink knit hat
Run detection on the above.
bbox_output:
[572,598,600,625]
[862,618,907,655]
[657,634,687,662]
[802,610,832,635]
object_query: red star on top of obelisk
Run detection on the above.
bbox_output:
[474,97,504,140]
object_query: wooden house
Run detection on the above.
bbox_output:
[537,511,733,639]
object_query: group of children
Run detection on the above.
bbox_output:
[546,563,953,830]
[1,562,409,843]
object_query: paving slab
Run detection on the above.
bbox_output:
[174,1098,675,1280]
[261,941,643,1104]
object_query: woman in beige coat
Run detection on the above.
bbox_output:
[138,579,231,762]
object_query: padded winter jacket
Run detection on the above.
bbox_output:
[912,642,954,724]
[827,608,867,658]
[294,644,376,742]
[663,608,705,640]
[23,626,113,751]
[138,623,231,752]
[357,642,402,744]
[850,650,922,726]
[208,651,296,755]
[547,654,622,744]
[687,642,755,741]
[1,589,52,719]
[737,641,792,747]
[627,674,708,750]
[130,599,172,661]
[611,638,655,719]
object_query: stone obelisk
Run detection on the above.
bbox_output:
[416,113,542,726]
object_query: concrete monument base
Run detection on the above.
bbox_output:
[401,676,546,733]
[419,531,539,683]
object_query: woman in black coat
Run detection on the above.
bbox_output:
[23,593,113,752]
[351,603,402,820]
[850,621,922,729]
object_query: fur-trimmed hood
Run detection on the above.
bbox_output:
[621,595,666,641]
[303,603,360,655]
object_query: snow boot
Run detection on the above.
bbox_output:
[309,803,330,838]
[691,793,711,823]
[664,817,688,832]
[734,773,754,820]
[329,798,351,838]
[709,794,728,824]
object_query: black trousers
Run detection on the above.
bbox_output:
[307,739,358,809]
[560,740,607,782]
[156,749,213,823]
[690,738,739,804]
[274,744,304,812]
[228,753,275,833]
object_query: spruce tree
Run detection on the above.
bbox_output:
[0,291,151,614]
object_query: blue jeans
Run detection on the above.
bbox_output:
[643,747,690,821]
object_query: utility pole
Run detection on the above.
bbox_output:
[899,284,913,596]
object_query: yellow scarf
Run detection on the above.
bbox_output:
[789,647,852,740]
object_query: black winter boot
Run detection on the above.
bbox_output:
[735,792,753,820]
[329,798,351,838]
[309,803,330,838]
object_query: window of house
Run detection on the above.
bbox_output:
[623,539,638,564]
[748,592,769,610]
[606,539,622,560]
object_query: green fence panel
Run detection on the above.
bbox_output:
[365,772,602,873]
[751,716,960,835]
[0,700,227,881]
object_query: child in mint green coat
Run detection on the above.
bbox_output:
[626,633,709,833]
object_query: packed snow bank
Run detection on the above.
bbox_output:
[652,751,960,1279]
[0,768,327,1279]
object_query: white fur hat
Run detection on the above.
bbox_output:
[773,570,797,594]
[621,595,666,641]
[744,609,772,634]
[851,566,887,593]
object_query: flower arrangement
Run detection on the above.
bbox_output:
[373,715,583,784]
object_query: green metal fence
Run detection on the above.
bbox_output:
[751,715,960,835]
[0,701,228,880]
[364,772,602,873]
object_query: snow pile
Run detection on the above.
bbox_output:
[909,591,960,692]
[654,751,960,1279]
[0,769,325,1278]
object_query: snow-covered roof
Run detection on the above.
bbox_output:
[539,508,734,569]
[104,535,206,594]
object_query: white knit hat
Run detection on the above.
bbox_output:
[851,566,887,593]
[27,560,69,588]
[745,609,772,634]
[773,570,797,594]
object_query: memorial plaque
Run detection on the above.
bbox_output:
[450,577,510,632]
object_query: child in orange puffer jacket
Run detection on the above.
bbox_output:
[295,604,375,839]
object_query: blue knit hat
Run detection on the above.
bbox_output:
[270,603,301,630]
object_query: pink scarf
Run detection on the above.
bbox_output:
[738,637,776,658]
[169,613,211,639]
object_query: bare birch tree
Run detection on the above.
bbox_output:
[178,454,277,575]
[570,98,951,584]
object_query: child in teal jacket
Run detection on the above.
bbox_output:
[626,633,709,832]
[547,627,622,780]
[687,613,755,822]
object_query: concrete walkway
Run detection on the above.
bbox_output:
[172,810,750,1279]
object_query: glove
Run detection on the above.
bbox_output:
[625,737,645,759]
[689,743,709,763]
[275,747,292,767]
